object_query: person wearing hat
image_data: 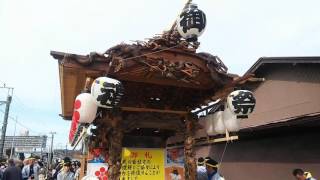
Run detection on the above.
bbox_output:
[22,155,40,180]
[205,159,224,180]
[205,157,211,162]
[197,157,207,180]
[53,157,72,179]
[57,161,74,180]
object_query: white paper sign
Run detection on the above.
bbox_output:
[87,163,109,179]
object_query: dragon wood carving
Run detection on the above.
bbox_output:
[63,30,229,86]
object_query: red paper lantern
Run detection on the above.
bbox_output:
[69,112,80,143]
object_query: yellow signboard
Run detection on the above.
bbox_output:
[120,148,165,180]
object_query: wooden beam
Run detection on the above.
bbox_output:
[121,106,188,115]
[210,74,254,101]
[200,135,239,145]
[114,75,211,90]
[166,135,239,149]
[247,77,265,82]
[124,121,181,131]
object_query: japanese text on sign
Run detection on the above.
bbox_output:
[120,148,164,180]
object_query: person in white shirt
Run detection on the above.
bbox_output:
[57,161,74,180]
[197,157,207,180]
[22,156,40,180]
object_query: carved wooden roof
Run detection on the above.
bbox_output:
[51,32,253,139]
[48,0,263,153]
[51,48,233,116]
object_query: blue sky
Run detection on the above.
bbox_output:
[0,0,320,150]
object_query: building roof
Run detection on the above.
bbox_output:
[245,56,320,75]
[241,56,320,130]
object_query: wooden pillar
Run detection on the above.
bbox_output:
[79,155,86,180]
[107,109,124,180]
[184,114,197,180]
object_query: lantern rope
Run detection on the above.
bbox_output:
[218,140,229,168]
[218,128,230,169]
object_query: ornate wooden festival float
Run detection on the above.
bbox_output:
[51,1,256,179]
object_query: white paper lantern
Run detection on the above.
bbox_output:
[91,77,124,108]
[227,90,256,117]
[204,114,215,136]
[205,111,225,135]
[223,105,241,132]
[176,3,206,41]
[213,111,226,134]
[74,93,98,124]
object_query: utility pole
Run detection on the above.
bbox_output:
[9,116,17,159]
[0,85,13,159]
[65,143,67,157]
[48,131,56,169]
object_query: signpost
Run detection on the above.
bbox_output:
[2,135,47,149]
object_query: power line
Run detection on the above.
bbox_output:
[0,82,31,113]
[0,109,43,135]
[7,93,30,114]
[9,93,46,119]
[12,95,29,111]
[0,83,49,136]
[0,80,5,86]
[10,100,28,115]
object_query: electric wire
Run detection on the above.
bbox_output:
[0,109,44,135]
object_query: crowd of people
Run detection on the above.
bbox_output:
[196,157,317,180]
[0,154,316,180]
[0,155,81,180]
